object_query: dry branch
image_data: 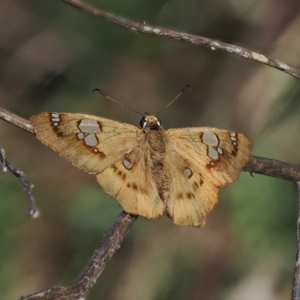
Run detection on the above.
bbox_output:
[0,146,39,218]
[19,212,137,300]
[61,0,300,78]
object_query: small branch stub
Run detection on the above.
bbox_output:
[0,146,39,218]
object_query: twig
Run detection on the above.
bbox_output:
[0,109,38,217]
[18,211,137,300]
[61,0,300,78]
[0,146,39,218]
[0,108,33,133]
[292,182,300,300]
[244,156,300,183]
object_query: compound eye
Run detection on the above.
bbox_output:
[139,117,146,128]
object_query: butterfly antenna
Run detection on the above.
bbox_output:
[156,84,192,116]
[93,88,144,116]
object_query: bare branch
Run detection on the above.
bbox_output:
[0,108,33,133]
[292,182,300,300]
[18,211,137,300]
[61,0,300,78]
[0,146,39,218]
[244,156,300,183]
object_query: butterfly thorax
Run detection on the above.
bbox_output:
[142,115,170,203]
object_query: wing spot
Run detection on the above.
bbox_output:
[201,132,219,146]
[56,131,64,137]
[193,181,199,190]
[51,126,64,137]
[208,146,219,160]
[132,183,138,190]
[229,132,239,147]
[177,192,184,200]
[84,134,99,147]
[98,121,103,132]
[184,168,193,178]
[78,119,102,133]
[117,170,123,177]
[122,173,126,180]
[127,183,131,188]
[139,187,147,194]
[99,151,106,158]
[77,132,84,140]
[92,148,106,159]
[186,192,195,199]
[123,159,133,169]
[231,149,237,156]
[206,161,215,169]
[50,113,61,126]
[198,173,204,185]
[111,164,118,173]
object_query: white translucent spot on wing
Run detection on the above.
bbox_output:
[84,134,98,146]
[230,132,236,137]
[208,146,219,160]
[79,119,101,133]
[53,122,58,126]
[217,147,223,154]
[184,168,192,178]
[231,137,237,141]
[51,113,59,118]
[233,142,237,146]
[202,132,219,146]
[77,132,84,140]
[123,159,132,169]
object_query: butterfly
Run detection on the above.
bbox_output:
[30,111,251,227]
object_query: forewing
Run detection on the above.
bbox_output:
[30,112,140,174]
[96,144,165,219]
[165,127,251,227]
[166,127,251,187]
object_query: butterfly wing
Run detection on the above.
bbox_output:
[30,112,140,173]
[165,127,251,227]
[96,144,165,219]
[30,112,165,219]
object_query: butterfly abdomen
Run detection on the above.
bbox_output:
[144,127,170,203]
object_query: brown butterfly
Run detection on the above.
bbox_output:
[30,109,251,227]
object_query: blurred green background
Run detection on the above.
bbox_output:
[1,0,300,299]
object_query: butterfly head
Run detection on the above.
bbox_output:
[140,113,162,130]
